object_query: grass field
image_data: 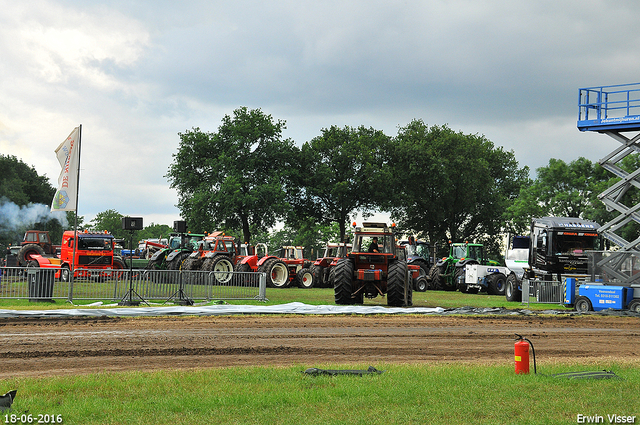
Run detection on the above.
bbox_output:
[0,286,569,311]
[2,363,638,425]
[1,289,636,424]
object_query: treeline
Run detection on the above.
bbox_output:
[2,107,633,260]
[167,107,528,259]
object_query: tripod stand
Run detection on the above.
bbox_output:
[119,230,145,306]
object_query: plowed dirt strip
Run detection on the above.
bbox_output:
[0,315,638,377]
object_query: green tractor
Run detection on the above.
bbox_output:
[427,242,499,291]
[145,232,206,271]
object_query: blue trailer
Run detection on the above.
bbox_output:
[564,278,639,312]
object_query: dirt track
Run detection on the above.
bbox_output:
[0,314,638,378]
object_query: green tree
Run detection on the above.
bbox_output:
[292,125,392,243]
[90,209,125,239]
[267,220,341,260]
[0,155,66,249]
[387,120,529,258]
[166,107,296,244]
[506,156,640,245]
[504,157,611,234]
[0,154,56,206]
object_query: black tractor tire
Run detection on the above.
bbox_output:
[167,252,190,270]
[205,256,235,285]
[414,275,428,292]
[387,260,411,307]
[575,296,593,313]
[297,267,314,289]
[232,262,252,285]
[17,244,45,266]
[427,265,443,290]
[505,274,522,302]
[183,257,202,271]
[487,273,507,296]
[311,265,324,287]
[259,258,290,288]
[333,259,355,305]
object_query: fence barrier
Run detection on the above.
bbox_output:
[522,279,564,305]
[0,266,267,304]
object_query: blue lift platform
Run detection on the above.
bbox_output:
[578,83,640,132]
[569,83,640,312]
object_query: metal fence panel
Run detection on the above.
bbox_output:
[522,279,564,304]
[0,267,267,303]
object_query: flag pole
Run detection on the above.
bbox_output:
[68,124,82,302]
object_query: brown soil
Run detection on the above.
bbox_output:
[0,314,638,378]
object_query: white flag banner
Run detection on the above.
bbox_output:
[51,127,80,212]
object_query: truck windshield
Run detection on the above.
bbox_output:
[554,234,601,255]
[78,237,113,250]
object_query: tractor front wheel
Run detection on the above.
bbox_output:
[297,268,314,288]
[259,259,290,288]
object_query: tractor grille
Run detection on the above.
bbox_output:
[78,255,111,266]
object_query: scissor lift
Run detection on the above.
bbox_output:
[574,83,640,311]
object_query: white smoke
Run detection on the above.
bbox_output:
[0,197,68,243]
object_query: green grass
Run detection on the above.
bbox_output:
[0,287,571,311]
[0,287,568,311]
[3,362,638,425]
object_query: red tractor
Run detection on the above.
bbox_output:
[24,230,125,281]
[310,242,352,288]
[234,243,289,288]
[183,232,240,285]
[333,222,411,306]
[16,230,60,266]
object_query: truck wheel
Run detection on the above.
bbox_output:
[505,274,521,302]
[427,265,443,290]
[628,299,640,313]
[334,259,355,305]
[387,260,410,307]
[60,265,70,282]
[259,258,289,288]
[487,273,507,296]
[575,296,592,313]
[111,257,126,280]
[17,244,45,266]
[206,256,234,285]
[414,275,428,292]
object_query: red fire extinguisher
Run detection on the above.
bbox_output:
[514,334,536,375]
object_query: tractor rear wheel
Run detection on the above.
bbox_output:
[427,265,443,290]
[17,244,45,266]
[311,265,324,287]
[296,268,314,288]
[487,273,507,296]
[259,258,290,288]
[333,259,355,305]
[387,260,411,307]
[205,256,234,285]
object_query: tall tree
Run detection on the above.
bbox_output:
[0,155,65,249]
[387,120,528,257]
[166,107,296,244]
[292,125,392,243]
[505,156,639,244]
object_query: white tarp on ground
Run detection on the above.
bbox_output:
[3,302,634,318]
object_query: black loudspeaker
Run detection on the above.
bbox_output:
[122,216,143,231]
[173,220,187,233]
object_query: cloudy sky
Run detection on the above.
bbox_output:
[1,0,638,229]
